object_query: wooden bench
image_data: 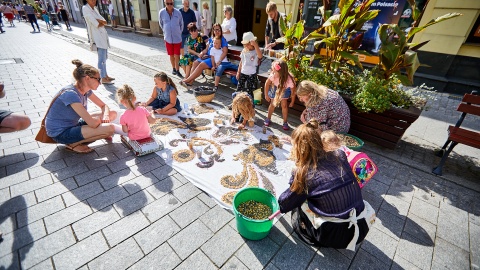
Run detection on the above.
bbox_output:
[433,91,480,175]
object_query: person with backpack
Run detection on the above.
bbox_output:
[264,1,284,50]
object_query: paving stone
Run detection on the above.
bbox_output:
[4,141,39,156]
[221,256,249,270]
[106,155,138,173]
[44,202,93,233]
[0,220,46,258]
[87,237,144,270]
[201,225,244,266]
[471,223,480,270]
[113,187,155,216]
[391,254,421,270]
[0,170,29,189]
[83,152,120,170]
[361,227,398,260]
[17,195,65,227]
[412,187,442,208]
[53,162,90,181]
[386,182,415,203]
[374,208,405,241]
[0,187,10,203]
[27,159,66,179]
[436,215,469,251]
[431,237,470,270]
[197,191,217,208]
[235,236,280,270]
[19,226,76,269]
[439,201,469,226]
[175,250,217,270]
[142,193,181,222]
[0,252,20,270]
[361,190,384,212]
[267,213,294,246]
[395,232,434,270]
[72,206,121,240]
[53,232,109,270]
[129,242,181,270]
[171,182,202,203]
[121,172,160,194]
[199,205,234,233]
[264,262,280,270]
[168,220,214,260]
[130,157,164,176]
[98,168,137,190]
[28,258,54,270]
[349,248,390,270]
[172,172,190,185]
[145,175,183,199]
[61,180,104,207]
[10,174,54,197]
[408,197,439,225]
[306,248,351,270]
[380,194,411,220]
[35,178,78,202]
[134,215,180,254]
[103,210,150,246]
[0,193,37,223]
[74,165,112,186]
[271,236,315,270]
[362,179,389,197]
[149,164,176,181]
[87,185,129,211]
[403,213,436,246]
[169,197,209,228]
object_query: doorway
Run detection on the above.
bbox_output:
[233,0,254,46]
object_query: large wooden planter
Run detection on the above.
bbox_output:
[342,96,422,149]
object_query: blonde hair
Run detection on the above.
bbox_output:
[296,80,328,107]
[71,59,99,84]
[202,2,208,9]
[272,59,294,107]
[320,130,342,152]
[116,84,136,109]
[232,92,255,121]
[290,119,326,193]
[266,1,277,12]
[154,72,179,95]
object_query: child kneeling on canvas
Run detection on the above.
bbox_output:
[231,92,255,130]
[142,72,182,115]
[116,84,156,140]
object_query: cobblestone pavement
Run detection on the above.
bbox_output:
[0,22,479,270]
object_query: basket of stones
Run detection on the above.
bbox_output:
[338,133,364,150]
[232,187,279,240]
[193,86,216,103]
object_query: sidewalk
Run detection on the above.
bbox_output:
[0,21,479,270]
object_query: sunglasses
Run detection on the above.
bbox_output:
[213,28,221,31]
[165,2,173,5]
[89,76,101,83]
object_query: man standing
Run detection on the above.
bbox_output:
[22,0,40,32]
[159,0,183,78]
[108,0,116,27]
[264,1,284,50]
[179,0,196,65]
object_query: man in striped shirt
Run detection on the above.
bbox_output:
[22,0,40,32]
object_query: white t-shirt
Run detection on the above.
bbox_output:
[221,17,237,42]
[241,49,259,75]
[209,47,228,63]
[108,3,114,16]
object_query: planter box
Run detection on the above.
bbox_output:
[342,96,421,149]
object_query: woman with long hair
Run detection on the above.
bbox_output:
[278,119,374,250]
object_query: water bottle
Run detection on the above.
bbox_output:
[184,103,189,115]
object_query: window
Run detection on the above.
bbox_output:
[466,15,480,44]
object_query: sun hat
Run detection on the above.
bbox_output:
[241,32,257,44]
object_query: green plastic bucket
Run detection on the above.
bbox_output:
[232,187,279,240]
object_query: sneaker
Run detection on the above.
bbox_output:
[172,68,177,75]
[176,71,184,79]
[179,80,188,88]
[264,119,271,126]
[282,122,290,130]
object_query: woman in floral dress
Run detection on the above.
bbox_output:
[179,23,206,79]
[296,80,350,133]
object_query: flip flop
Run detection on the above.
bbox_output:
[65,144,93,154]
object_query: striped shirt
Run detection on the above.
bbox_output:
[23,4,35,14]
[278,150,365,219]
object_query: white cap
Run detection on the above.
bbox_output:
[241,32,257,44]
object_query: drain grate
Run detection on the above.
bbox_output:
[0,58,24,65]
[447,94,462,101]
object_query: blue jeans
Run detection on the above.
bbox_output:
[215,62,238,77]
[97,48,108,79]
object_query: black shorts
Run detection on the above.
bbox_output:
[0,110,13,125]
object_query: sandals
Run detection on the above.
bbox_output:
[264,119,271,126]
[65,144,94,154]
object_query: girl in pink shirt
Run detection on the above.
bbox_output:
[117,84,156,140]
[264,59,296,130]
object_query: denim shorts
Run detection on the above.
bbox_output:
[53,119,87,144]
[268,86,292,99]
